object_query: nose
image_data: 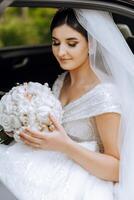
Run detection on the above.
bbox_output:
[58,44,67,58]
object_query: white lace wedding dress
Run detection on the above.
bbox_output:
[0,72,121,200]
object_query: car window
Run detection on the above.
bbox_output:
[0,7,133,52]
[113,13,134,34]
[0,7,57,48]
[113,13,134,53]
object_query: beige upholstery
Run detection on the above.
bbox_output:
[117,24,132,39]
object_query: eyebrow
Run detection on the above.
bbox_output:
[52,37,79,41]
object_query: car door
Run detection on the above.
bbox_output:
[0,0,134,169]
[0,5,63,99]
[0,43,62,94]
[0,0,133,199]
[0,0,133,98]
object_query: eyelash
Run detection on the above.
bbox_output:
[52,42,77,47]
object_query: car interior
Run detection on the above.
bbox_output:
[0,8,133,100]
[0,2,133,199]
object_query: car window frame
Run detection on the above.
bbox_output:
[10,0,134,18]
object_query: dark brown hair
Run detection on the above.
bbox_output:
[50,8,88,41]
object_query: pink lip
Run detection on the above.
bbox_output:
[60,59,71,62]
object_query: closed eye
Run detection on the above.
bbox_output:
[52,36,79,47]
[68,43,78,47]
[52,37,60,46]
[52,42,60,46]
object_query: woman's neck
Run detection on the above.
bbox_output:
[68,64,100,88]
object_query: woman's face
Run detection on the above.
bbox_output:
[52,24,89,71]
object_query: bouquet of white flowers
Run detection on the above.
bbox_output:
[0,82,63,142]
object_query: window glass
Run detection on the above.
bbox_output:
[0,7,133,53]
[0,8,57,47]
[113,13,134,53]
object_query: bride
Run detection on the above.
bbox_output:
[0,8,134,200]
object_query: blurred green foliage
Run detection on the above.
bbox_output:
[0,8,57,47]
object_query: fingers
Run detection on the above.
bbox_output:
[20,131,41,142]
[19,128,47,148]
[21,138,40,149]
[48,123,55,132]
[49,114,64,132]
[23,128,46,139]
[20,133,41,147]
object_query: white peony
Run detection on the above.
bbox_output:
[0,82,63,142]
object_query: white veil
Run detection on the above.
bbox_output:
[74,9,134,200]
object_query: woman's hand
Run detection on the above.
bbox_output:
[19,114,71,153]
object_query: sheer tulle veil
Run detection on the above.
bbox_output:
[74,9,134,200]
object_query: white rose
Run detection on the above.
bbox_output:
[1,96,13,114]
[28,113,36,128]
[0,113,12,132]
[0,81,63,143]
[11,116,21,130]
[36,106,51,124]
[0,101,3,114]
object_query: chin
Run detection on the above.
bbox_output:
[59,64,75,71]
[61,67,76,71]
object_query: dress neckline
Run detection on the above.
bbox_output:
[58,72,102,108]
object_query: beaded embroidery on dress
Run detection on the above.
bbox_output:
[0,72,121,200]
[53,72,121,147]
